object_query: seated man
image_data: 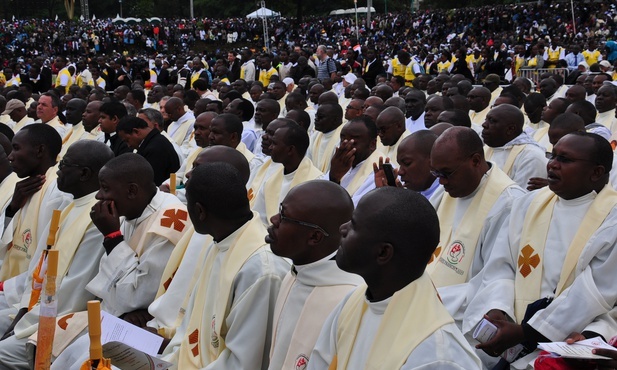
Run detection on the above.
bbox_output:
[253,121,322,226]
[465,132,617,369]
[308,187,481,369]
[375,106,410,167]
[428,127,524,329]
[128,147,251,342]
[482,104,547,188]
[0,124,69,283]
[161,162,288,369]
[0,141,114,369]
[50,153,188,369]
[328,116,383,206]
[267,180,363,369]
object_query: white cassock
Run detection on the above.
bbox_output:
[147,231,213,338]
[405,113,426,134]
[268,253,363,370]
[307,287,482,370]
[50,191,187,370]
[596,109,617,133]
[161,217,289,370]
[429,166,525,325]
[324,151,382,207]
[167,111,196,158]
[0,193,104,369]
[484,132,547,189]
[463,188,617,369]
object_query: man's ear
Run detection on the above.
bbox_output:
[194,201,207,224]
[375,242,394,266]
[127,182,139,199]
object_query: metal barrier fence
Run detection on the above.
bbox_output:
[516,68,569,85]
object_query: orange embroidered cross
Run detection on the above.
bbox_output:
[163,270,177,291]
[161,209,188,232]
[189,329,199,357]
[247,188,254,201]
[518,245,540,278]
[58,313,74,330]
[429,246,442,264]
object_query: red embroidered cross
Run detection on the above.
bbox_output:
[189,329,200,357]
[58,313,75,330]
[160,209,188,232]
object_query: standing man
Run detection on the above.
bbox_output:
[316,45,337,82]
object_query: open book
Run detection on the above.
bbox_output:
[538,337,615,360]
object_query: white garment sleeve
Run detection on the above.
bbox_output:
[86,235,175,317]
[306,297,345,370]
[511,146,548,189]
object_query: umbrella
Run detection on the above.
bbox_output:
[80,301,111,370]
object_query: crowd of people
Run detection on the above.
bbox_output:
[0,2,617,370]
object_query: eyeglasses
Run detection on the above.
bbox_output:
[545,152,596,164]
[58,159,84,170]
[278,203,330,236]
[430,161,465,179]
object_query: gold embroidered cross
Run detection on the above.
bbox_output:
[161,209,188,232]
[518,245,540,278]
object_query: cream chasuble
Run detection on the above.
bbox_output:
[329,273,455,370]
[309,125,344,173]
[176,215,269,369]
[428,166,515,287]
[0,167,60,280]
[513,186,617,323]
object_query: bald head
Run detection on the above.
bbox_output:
[342,187,440,280]
[468,87,491,112]
[548,112,586,146]
[376,106,406,146]
[190,145,250,184]
[429,122,454,136]
[270,180,354,264]
[565,84,587,103]
[318,91,339,106]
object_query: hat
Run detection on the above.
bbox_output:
[2,99,25,115]
[484,74,501,84]
[344,73,357,84]
[283,77,294,87]
[600,60,612,68]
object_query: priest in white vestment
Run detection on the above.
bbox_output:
[326,117,383,206]
[482,104,547,188]
[267,181,363,370]
[375,107,410,167]
[161,162,288,370]
[50,154,188,370]
[308,187,481,370]
[428,127,524,329]
[0,142,114,369]
[254,123,322,226]
[308,104,344,172]
[465,132,617,369]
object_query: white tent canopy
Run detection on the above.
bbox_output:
[329,7,375,15]
[246,7,281,18]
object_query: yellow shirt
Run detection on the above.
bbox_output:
[258,67,278,87]
[583,49,601,66]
